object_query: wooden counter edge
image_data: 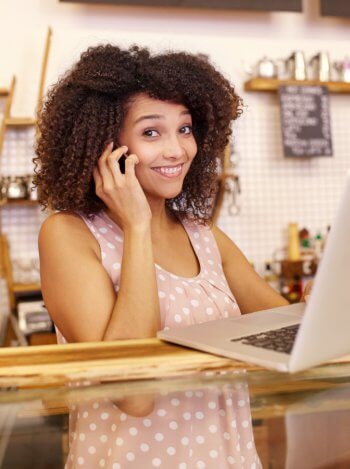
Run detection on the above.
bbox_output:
[0,338,350,389]
[0,338,257,387]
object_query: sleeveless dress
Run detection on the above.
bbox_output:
[56,209,241,344]
[56,210,261,468]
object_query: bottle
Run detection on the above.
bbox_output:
[263,262,280,292]
[314,232,324,260]
[287,223,301,261]
[299,227,311,249]
[289,275,303,303]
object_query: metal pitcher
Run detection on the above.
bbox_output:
[285,51,307,81]
[256,56,278,79]
[6,176,28,199]
[333,57,350,82]
[245,56,278,79]
[309,52,331,81]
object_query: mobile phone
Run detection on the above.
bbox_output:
[113,143,128,174]
[118,154,126,174]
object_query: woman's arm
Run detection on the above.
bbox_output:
[212,225,289,314]
[39,144,161,343]
[39,212,160,342]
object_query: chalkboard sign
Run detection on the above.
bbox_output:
[321,0,350,18]
[279,85,333,157]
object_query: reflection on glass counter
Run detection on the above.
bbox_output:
[66,378,260,468]
[2,369,350,468]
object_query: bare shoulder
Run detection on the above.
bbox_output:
[39,212,100,258]
[211,224,240,263]
[40,211,87,235]
[211,224,230,243]
[210,223,253,269]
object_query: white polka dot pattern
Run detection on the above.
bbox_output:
[55,211,259,468]
[65,210,241,335]
[65,383,261,469]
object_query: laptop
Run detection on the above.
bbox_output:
[157,172,350,373]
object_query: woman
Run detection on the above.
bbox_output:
[35,44,289,345]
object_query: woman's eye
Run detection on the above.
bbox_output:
[143,129,159,137]
[180,125,193,135]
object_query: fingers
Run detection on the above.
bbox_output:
[302,280,313,303]
[305,281,313,295]
[101,141,113,159]
[92,167,102,192]
[95,143,139,198]
[125,153,139,179]
[97,143,127,188]
[97,142,116,189]
[106,146,129,183]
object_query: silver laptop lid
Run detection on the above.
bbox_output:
[290,171,350,372]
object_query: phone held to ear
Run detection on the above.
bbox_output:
[118,154,126,174]
[113,143,128,174]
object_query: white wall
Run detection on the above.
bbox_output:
[1,0,350,114]
[0,0,350,275]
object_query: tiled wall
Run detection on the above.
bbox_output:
[217,94,350,270]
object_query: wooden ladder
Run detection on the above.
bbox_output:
[0,27,52,287]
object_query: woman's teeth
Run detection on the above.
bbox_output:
[152,164,182,177]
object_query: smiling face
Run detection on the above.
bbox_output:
[118,93,198,201]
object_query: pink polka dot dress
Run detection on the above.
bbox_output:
[55,210,261,468]
[57,208,241,343]
[66,381,261,469]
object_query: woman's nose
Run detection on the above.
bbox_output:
[163,135,185,160]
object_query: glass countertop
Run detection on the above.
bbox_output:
[1,362,350,468]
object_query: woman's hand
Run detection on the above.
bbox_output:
[93,142,152,231]
[301,280,313,303]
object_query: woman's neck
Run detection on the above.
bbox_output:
[148,197,178,236]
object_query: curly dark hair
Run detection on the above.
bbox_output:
[34,44,243,223]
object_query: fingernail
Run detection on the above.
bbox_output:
[305,294,310,303]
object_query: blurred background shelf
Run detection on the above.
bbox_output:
[4,117,36,126]
[244,77,350,93]
[0,88,9,97]
[0,199,39,207]
[12,282,41,294]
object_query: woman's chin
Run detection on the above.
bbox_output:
[164,188,183,200]
[145,185,183,201]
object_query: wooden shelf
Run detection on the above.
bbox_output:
[28,332,57,346]
[12,282,41,294]
[0,88,9,97]
[4,117,36,127]
[0,199,38,207]
[244,77,350,93]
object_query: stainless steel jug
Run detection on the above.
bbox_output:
[285,51,307,80]
[309,52,331,81]
[6,176,28,199]
[333,58,350,82]
[256,56,278,79]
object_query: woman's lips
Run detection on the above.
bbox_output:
[151,164,183,179]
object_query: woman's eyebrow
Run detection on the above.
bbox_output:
[134,114,164,125]
[133,110,191,126]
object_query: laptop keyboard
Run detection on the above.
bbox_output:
[231,324,300,354]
